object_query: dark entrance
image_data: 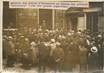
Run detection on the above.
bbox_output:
[86,12,98,32]
[65,8,84,32]
[66,15,78,32]
[39,9,52,30]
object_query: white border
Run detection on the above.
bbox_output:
[0,0,3,72]
[2,0,104,2]
[0,0,104,72]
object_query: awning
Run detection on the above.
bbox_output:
[65,7,101,16]
[65,7,84,16]
[83,7,101,12]
[66,7,83,13]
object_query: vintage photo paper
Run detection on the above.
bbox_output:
[1,0,104,73]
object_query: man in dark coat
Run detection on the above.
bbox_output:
[37,42,50,73]
[5,36,16,67]
[21,38,32,69]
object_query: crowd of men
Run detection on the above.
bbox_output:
[3,28,104,72]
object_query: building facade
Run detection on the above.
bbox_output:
[3,2,104,33]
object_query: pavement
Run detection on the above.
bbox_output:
[1,63,104,73]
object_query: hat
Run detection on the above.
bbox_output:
[91,46,98,53]
[44,42,50,46]
[98,34,102,38]
[8,36,13,39]
[25,38,29,41]
[20,35,24,38]
[51,39,55,42]
[56,42,61,46]
[30,41,36,46]
[68,32,71,36]
[59,35,62,38]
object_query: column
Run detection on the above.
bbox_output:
[84,13,87,30]
[38,8,39,25]
[52,9,55,30]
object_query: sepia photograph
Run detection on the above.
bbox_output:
[2,1,104,73]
